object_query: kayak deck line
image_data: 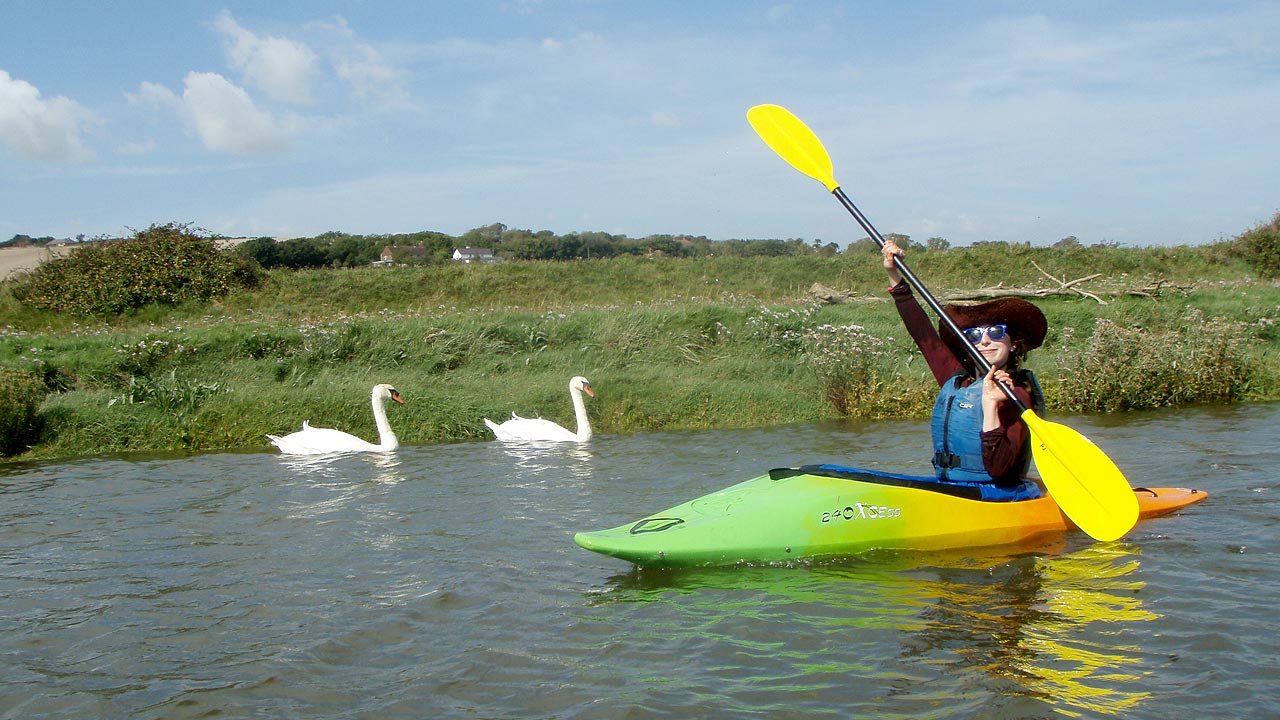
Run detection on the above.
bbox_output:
[771,465,985,500]
[574,465,1208,568]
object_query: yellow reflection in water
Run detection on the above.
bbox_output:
[887,542,1156,717]
[1016,544,1156,717]
[592,542,1156,717]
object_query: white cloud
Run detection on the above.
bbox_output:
[128,80,180,111]
[213,10,318,105]
[179,72,291,155]
[129,73,292,155]
[0,69,96,162]
[308,16,409,107]
[333,43,408,105]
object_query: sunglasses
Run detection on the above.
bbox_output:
[961,324,1008,344]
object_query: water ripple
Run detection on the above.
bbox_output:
[1,404,1277,718]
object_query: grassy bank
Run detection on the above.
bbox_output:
[2,250,1277,461]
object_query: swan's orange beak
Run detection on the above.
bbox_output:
[583,384,595,398]
[390,390,405,404]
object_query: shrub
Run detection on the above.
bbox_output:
[801,323,933,417]
[11,223,262,315]
[746,304,822,354]
[0,367,46,454]
[112,336,190,378]
[1234,212,1280,279]
[1054,309,1252,412]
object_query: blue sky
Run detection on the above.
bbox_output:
[2,1,1277,247]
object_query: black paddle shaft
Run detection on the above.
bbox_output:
[831,187,1029,413]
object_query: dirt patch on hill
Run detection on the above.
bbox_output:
[0,245,76,281]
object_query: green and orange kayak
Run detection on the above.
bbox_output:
[574,464,1207,568]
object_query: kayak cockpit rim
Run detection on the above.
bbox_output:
[771,464,1026,502]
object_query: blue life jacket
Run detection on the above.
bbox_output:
[930,370,1042,487]
[931,374,992,483]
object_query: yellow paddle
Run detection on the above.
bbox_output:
[747,103,1138,542]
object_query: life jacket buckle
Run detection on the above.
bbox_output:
[933,451,962,469]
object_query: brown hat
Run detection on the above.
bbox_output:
[938,297,1048,360]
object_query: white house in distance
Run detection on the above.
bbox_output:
[452,247,496,263]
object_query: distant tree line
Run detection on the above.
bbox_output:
[2,235,58,248]
[3,225,1096,271]
[12,212,1278,279]
[231,222,845,269]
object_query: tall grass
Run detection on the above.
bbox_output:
[0,367,45,455]
[1,249,1277,460]
[1053,309,1255,412]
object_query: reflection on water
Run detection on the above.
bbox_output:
[592,543,1157,717]
[0,459,58,495]
[492,440,595,481]
[368,452,409,486]
[277,453,410,521]
[273,450,409,485]
[3,404,1277,719]
[909,544,1157,718]
[1020,545,1157,718]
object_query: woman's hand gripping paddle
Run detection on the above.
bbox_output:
[746,103,1138,542]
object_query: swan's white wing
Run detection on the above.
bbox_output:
[484,418,515,442]
[486,416,577,443]
[267,424,379,454]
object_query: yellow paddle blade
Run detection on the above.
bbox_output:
[1023,411,1139,542]
[747,104,840,192]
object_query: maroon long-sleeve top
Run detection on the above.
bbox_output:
[889,281,1032,482]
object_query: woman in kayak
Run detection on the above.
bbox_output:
[881,239,1046,501]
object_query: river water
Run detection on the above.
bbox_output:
[2,403,1277,719]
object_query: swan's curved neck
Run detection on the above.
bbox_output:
[570,386,592,442]
[372,390,399,450]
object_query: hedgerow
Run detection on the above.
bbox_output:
[1233,211,1280,279]
[10,223,261,316]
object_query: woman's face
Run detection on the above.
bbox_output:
[964,325,1014,369]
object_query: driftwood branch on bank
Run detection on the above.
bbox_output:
[808,283,865,304]
[1118,278,1196,298]
[808,268,1194,306]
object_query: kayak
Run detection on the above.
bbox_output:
[574,464,1207,568]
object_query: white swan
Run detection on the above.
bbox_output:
[267,384,405,454]
[485,376,595,443]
